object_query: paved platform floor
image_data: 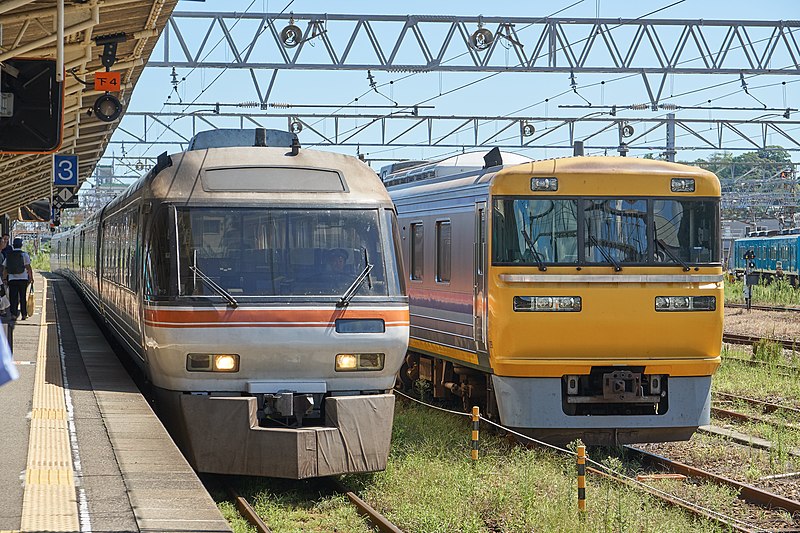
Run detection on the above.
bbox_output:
[0,273,231,532]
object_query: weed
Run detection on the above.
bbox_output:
[752,339,783,363]
[725,277,800,306]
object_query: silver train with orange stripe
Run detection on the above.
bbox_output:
[51,129,409,478]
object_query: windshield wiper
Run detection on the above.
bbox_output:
[189,264,239,308]
[655,238,691,272]
[337,256,374,308]
[588,235,622,272]
[520,228,547,271]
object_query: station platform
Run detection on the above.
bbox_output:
[0,272,231,533]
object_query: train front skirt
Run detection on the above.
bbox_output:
[156,389,395,479]
[492,375,712,445]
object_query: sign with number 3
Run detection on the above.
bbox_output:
[53,154,78,187]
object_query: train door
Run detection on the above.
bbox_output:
[474,201,487,354]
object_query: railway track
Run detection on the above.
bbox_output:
[715,391,800,418]
[711,404,800,432]
[723,332,800,351]
[724,354,800,376]
[727,303,800,313]
[396,394,799,532]
[223,479,403,533]
[624,446,800,528]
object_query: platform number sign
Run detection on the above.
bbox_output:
[53,154,78,187]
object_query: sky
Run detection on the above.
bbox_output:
[97,0,800,181]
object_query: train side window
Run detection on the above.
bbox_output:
[410,223,424,280]
[436,220,451,283]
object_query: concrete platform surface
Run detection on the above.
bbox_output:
[0,272,231,532]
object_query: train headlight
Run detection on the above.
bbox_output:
[654,296,716,311]
[336,353,358,371]
[672,296,690,309]
[514,296,581,312]
[530,177,558,191]
[671,178,695,192]
[186,353,240,372]
[335,353,385,371]
[214,354,239,372]
[691,296,716,310]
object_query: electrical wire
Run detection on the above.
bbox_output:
[309,0,687,156]
[136,0,296,159]
[394,389,768,532]
[304,0,589,133]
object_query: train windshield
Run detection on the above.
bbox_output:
[653,199,719,264]
[584,199,648,263]
[175,208,390,298]
[493,199,579,264]
[492,197,720,266]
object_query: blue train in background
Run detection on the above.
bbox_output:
[732,229,800,285]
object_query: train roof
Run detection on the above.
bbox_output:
[381,150,533,188]
[389,154,721,199]
[735,231,800,242]
[104,133,393,213]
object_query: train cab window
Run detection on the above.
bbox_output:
[653,199,720,264]
[384,210,406,295]
[176,208,392,298]
[435,221,451,283]
[144,207,177,298]
[584,199,647,264]
[493,198,578,265]
[410,223,424,280]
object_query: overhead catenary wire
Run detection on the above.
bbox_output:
[132,2,797,164]
[135,0,297,159]
[309,0,688,155]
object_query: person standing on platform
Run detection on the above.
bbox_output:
[2,238,33,320]
[0,234,12,260]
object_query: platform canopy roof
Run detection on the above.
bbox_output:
[0,0,179,219]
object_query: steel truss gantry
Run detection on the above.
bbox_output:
[150,13,800,106]
[113,111,800,154]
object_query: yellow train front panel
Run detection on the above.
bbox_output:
[488,266,723,377]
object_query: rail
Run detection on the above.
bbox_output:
[625,446,800,515]
[726,303,800,313]
[225,483,272,533]
[723,333,799,351]
[222,478,404,532]
[723,355,800,376]
[715,391,800,417]
[393,390,769,532]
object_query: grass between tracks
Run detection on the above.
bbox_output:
[717,346,800,407]
[724,278,800,306]
[217,400,722,533]
[710,347,800,478]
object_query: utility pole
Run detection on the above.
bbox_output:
[665,113,676,162]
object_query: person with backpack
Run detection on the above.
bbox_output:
[2,238,33,320]
[0,234,12,260]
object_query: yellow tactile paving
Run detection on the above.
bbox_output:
[19,279,80,532]
[30,408,67,420]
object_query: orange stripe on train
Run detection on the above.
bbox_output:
[143,307,409,325]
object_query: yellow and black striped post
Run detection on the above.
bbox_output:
[577,445,586,514]
[471,406,480,463]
